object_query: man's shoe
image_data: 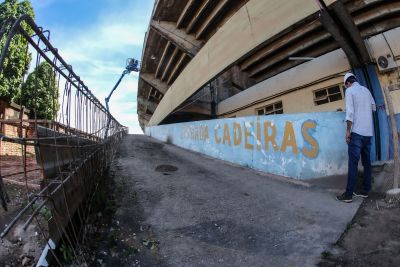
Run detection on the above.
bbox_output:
[353,190,368,198]
[336,193,352,203]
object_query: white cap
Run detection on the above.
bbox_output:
[344,72,356,84]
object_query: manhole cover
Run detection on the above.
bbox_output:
[155,165,178,173]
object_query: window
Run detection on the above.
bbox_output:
[313,85,343,106]
[256,101,283,115]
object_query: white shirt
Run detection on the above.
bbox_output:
[345,82,376,137]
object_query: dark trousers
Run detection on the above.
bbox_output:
[345,132,372,197]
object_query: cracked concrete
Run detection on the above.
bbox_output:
[106,134,362,266]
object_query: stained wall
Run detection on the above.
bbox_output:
[146,112,348,180]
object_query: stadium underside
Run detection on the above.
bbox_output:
[137,0,400,129]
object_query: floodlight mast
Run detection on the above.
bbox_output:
[104,58,140,138]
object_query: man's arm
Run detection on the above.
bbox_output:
[346,120,352,144]
[345,90,354,144]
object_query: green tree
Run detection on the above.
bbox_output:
[15,62,59,119]
[0,0,34,101]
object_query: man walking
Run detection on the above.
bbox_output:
[336,73,376,203]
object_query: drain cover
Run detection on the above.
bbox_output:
[155,165,178,173]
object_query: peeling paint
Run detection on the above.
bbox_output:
[146,112,350,180]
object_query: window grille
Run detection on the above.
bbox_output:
[256,101,283,115]
[313,85,343,105]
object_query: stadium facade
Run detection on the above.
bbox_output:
[137,0,400,179]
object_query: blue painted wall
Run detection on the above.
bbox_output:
[146,112,350,180]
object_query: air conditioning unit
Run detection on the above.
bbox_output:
[376,54,397,73]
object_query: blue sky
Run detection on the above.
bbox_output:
[29,0,154,133]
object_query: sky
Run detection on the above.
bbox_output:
[28,0,154,134]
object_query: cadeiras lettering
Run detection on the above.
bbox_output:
[214,119,319,158]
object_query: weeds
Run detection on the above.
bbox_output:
[321,250,332,259]
[60,244,74,263]
[141,239,159,250]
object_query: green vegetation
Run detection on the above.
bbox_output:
[30,202,52,221]
[0,0,34,101]
[125,245,139,256]
[14,62,60,119]
[0,1,60,119]
[321,250,332,259]
[60,244,74,263]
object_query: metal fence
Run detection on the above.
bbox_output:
[0,15,127,265]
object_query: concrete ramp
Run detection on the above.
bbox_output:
[114,135,361,266]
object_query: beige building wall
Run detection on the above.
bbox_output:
[223,69,400,119]
[367,27,400,114]
[224,68,400,119]
[220,26,400,119]
[218,49,350,117]
[227,77,345,117]
[376,71,400,115]
[389,87,400,115]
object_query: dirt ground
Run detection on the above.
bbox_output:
[79,161,165,267]
[319,193,400,267]
[82,137,400,267]
[1,156,42,188]
[3,173,399,267]
[85,176,400,267]
[3,150,399,266]
[0,184,48,267]
[83,168,400,267]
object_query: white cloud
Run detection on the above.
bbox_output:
[41,1,153,134]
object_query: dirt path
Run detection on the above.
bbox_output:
[82,134,362,267]
[0,185,47,267]
[319,193,400,267]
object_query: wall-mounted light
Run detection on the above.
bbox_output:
[288,57,315,61]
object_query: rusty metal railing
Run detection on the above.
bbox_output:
[0,15,127,265]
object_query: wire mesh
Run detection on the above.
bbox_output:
[0,15,127,265]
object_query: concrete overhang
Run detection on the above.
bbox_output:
[148,0,337,126]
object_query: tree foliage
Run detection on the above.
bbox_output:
[0,0,34,101]
[0,1,60,120]
[14,62,59,119]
